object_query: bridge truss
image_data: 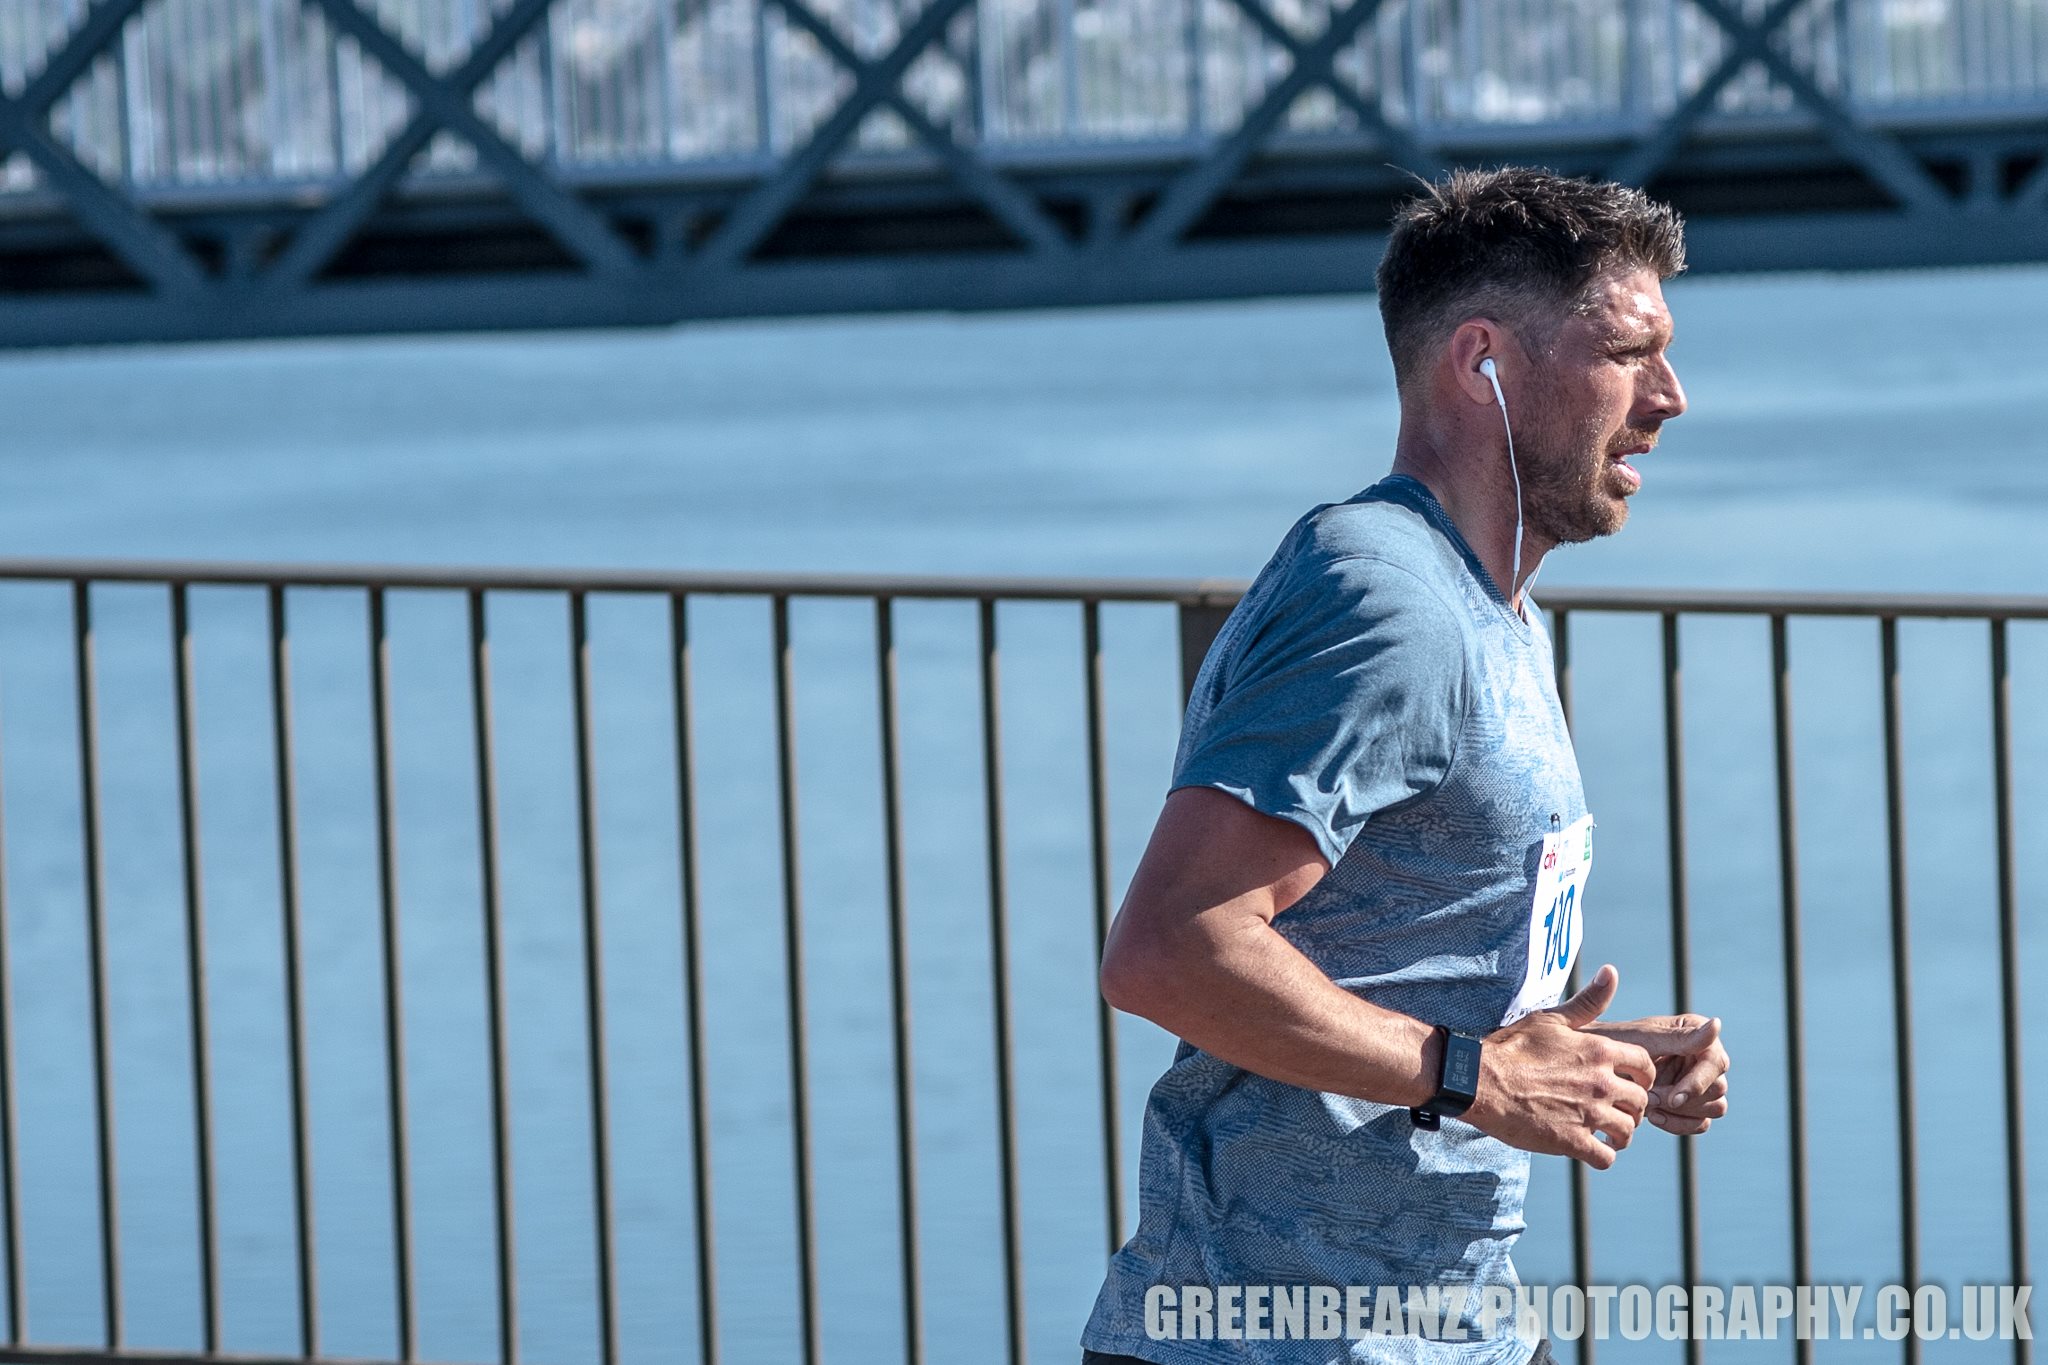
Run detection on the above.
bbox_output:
[0,0,2043,344]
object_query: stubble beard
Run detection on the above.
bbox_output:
[1513,403,1634,547]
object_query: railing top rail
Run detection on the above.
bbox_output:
[0,556,1251,606]
[1541,585,2048,620]
[0,557,2043,619]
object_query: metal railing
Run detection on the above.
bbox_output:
[5,0,2047,199]
[0,556,2035,1365]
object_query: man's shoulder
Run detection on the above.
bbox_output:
[1269,495,1472,626]
[1296,482,1459,572]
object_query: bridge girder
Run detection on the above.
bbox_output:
[0,0,2041,346]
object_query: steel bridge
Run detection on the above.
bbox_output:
[0,0,2044,344]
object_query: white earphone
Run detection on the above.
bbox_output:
[1479,358,1526,607]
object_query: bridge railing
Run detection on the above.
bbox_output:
[0,557,2035,1365]
[4,0,2046,199]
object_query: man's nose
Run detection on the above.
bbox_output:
[1641,355,1686,422]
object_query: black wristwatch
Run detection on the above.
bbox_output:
[1410,1026,1483,1130]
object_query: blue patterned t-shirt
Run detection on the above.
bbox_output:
[1081,474,1586,1365]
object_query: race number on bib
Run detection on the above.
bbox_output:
[1501,814,1595,1026]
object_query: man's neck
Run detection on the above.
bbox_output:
[1389,418,1550,614]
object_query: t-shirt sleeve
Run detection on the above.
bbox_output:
[1171,553,1469,867]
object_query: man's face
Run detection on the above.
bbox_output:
[1509,268,1686,544]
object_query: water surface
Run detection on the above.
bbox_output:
[0,268,2042,1365]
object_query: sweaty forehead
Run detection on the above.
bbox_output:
[1579,269,1674,346]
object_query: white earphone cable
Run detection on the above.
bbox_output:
[1480,359,1525,612]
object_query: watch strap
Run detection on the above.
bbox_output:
[1411,1025,1483,1130]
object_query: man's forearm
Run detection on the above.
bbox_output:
[1098,789,1674,1165]
[1105,909,1443,1107]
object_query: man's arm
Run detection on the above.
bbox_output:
[1099,786,1660,1169]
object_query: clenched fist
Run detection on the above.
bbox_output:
[1461,964,1660,1170]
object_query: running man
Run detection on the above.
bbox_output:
[1080,168,1732,1365]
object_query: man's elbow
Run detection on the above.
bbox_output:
[1098,924,1180,1021]
[1097,945,1145,1016]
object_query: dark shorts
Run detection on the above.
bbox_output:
[1084,1338,1560,1365]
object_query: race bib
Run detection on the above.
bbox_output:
[1500,814,1594,1026]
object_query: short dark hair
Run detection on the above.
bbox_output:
[1375,166,1686,387]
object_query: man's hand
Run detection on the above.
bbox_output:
[1583,1010,1729,1136]
[1463,964,1654,1170]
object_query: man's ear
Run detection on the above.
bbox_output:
[1446,319,1510,406]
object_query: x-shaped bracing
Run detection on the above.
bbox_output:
[1129,0,1436,248]
[275,0,640,285]
[693,0,1079,266]
[0,0,208,294]
[1218,0,1439,169]
[1608,0,1952,212]
[760,0,1073,257]
[0,0,647,295]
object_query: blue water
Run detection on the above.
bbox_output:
[0,267,2043,1365]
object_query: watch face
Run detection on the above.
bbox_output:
[1443,1034,1481,1099]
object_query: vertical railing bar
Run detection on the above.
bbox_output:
[538,11,564,163]
[367,587,417,1362]
[1665,0,1685,117]
[324,12,346,176]
[170,583,222,1354]
[72,579,122,1351]
[467,590,520,1365]
[1659,611,1700,1365]
[1990,618,2030,1365]
[0,647,20,1344]
[770,594,821,1365]
[670,593,720,1365]
[751,0,774,153]
[602,0,626,156]
[959,0,985,142]
[1622,0,1647,120]
[207,0,239,181]
[268,585,320,1359]
[978,597,1027,1365]
[112,6,136,185]
[567,591,621,1365]
[1400,0,1424,134]
[653,0,679,157]
[874,597,924,1365]
[1770,615,1813,1365]
[1057,0,1080,133]
[258,0,288,179]
[1082,600,1124,1257]
[974,0,998,144]
[1552,607,1593,1365]
[1880,616,1920,1365]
